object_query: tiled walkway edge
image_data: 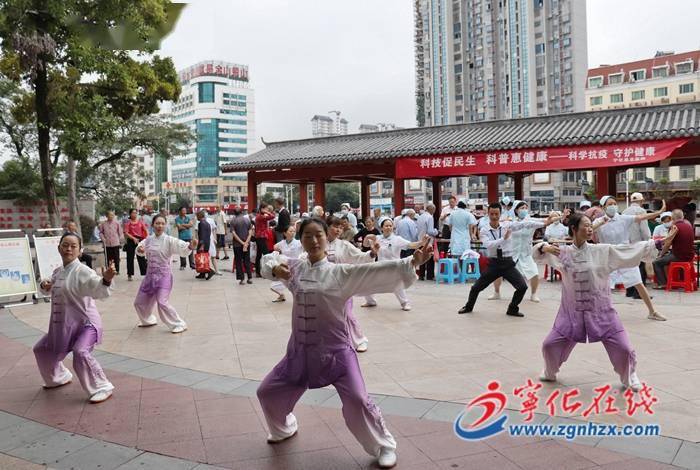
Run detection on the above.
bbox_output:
[1,309,697,469]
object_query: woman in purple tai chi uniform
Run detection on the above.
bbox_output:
[33,233,117,403]
[133,214,197,333]
[258,218,433,469]
[533,212,660,391]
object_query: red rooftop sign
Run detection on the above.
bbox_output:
[395,138,689,178]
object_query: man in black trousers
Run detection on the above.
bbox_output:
[458,202,531,317]
[195,210,215,280]
[273,197,290,243]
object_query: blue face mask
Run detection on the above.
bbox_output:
[517,209,528,219]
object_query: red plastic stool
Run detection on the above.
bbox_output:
[666,262,698,293]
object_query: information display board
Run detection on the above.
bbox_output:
[0,236,37,298]
[33,236,62,281]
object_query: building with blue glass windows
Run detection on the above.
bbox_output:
[169,60,255,184]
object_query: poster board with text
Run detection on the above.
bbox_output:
[33,236,62,281]
[0,236,37,298]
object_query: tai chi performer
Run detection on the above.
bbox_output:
[491,201,557,303]
[33,232,117,403]
[534,212,660,391]
[594,195,666,321]
[257,217,432,469]
[134,214,196,333]
[270,225,303,302]
[458,202,559,317]
[364,218,426,311]
[325,216,381,353]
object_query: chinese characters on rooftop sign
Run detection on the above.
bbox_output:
[178,61,249,83]
[395,138,688,178]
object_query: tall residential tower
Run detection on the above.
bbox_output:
[415,0,588,126]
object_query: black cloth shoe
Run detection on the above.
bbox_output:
[506,309,525,317]
[247,279,253,284]
[206,271,215,280]
[458,305,473,314]
[418,277,425,281]
[195,273,206,279]
[223,256,230,260]
[239,279,245,285]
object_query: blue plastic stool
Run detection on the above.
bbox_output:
[459,257,481,283]
[436,258,461,284]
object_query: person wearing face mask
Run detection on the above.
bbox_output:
[340,203,358,229]
[499,200,557,303]
[652,212,673,239]
[593,196,667,321]
[622,193,652,298]
[459,202,560,317]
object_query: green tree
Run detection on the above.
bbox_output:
[326,182,359,213]
[0,0,183,226]
[0,158,45,203]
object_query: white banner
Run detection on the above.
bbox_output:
[34,236,62,280]
[0,236,37,297]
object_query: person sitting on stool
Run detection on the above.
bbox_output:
[458,202,559,317]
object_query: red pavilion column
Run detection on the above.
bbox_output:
[299,182,308,213]
[487,173,499,203]
[393,177,405,216]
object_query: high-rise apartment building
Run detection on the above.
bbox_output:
[415,0,588,126]
[358,123,403,133]
[414,0,588,210]
[170,60,255,183]
[311,113,348,137]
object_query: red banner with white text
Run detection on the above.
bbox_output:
[394,138,690,179]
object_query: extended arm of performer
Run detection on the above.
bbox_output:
[335,240,432,298]
[607,240,659,271]
[338,239,376,264]
[532,242,564,269]
[76,263,116,300]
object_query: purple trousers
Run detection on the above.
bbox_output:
[34,325,113,397]
[257,348,396,457]
[134,273,187,330]
[542,328,637,386]
[345,298,368,349]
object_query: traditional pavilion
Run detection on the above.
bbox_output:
[222,103,700,218]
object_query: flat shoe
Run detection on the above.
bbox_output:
[138,322,157,328]
[272,297,286,303]
[171,326,188,334]
[647,311,667,321]
[89,390,113,403]
[361,303,377,308]
[267,430,297,444]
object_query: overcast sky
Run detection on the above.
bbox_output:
[159,0,700,147]
[2,0,699,166]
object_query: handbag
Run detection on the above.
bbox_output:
[195,250,211,273]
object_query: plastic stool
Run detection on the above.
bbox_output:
[459,258,481,283]
[666,262,698,293]
[436,258,460,284]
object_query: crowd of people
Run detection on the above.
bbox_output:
[34,194,698,469]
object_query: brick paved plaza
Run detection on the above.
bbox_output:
[1,266,700,469]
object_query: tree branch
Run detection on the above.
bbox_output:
[51,145,61,166]
[92,148,128,169]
